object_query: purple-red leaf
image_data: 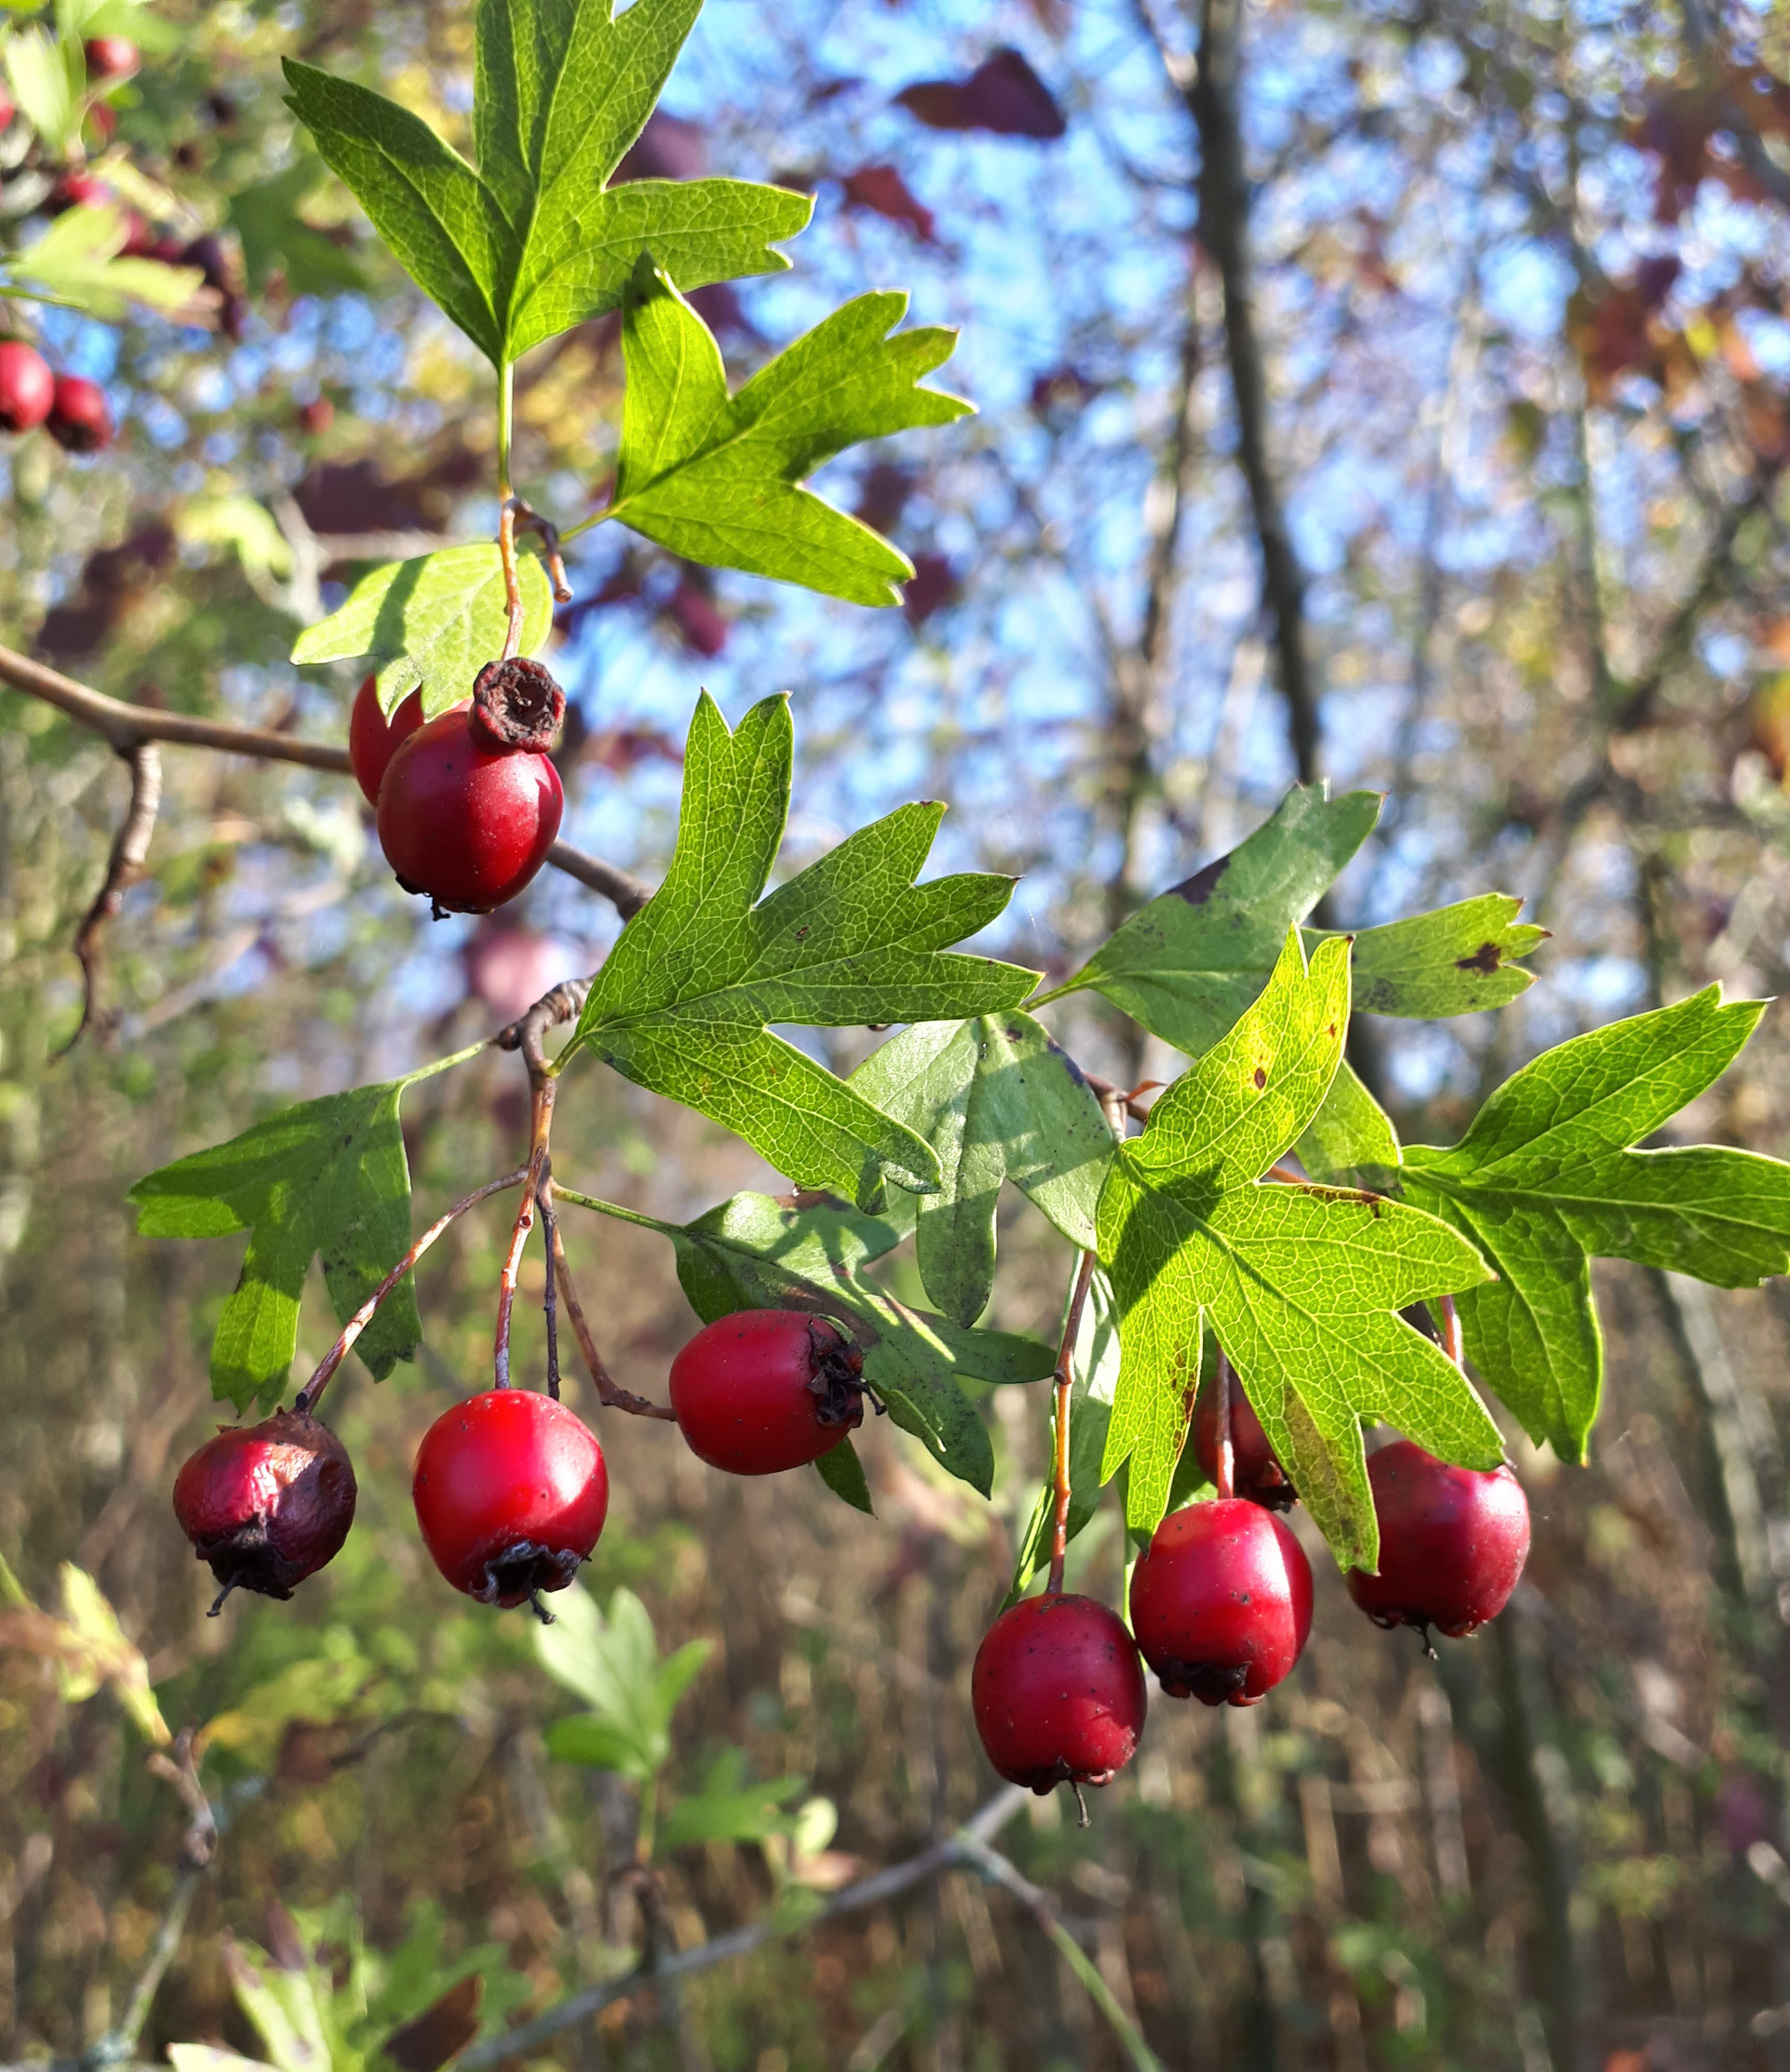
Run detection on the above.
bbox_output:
[903,553,960,627]
[895,49,1065,140]
[613,111,708,184]
[383,1974,483,2072]
[840,165,936,242]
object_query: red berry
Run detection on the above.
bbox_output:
[48,173,111,213]
[972,1593,1146,1794]
[670,1310,865,1475]
[376,660,565,914]
[83,36,139,83]
[1192,1362,1295,1510]
[1129,1498,1313,1706]
[412,1389,608,1615]
[46,375,113,454]
[297,395,335,438]
[0,343,54,433]
[1347,1440,1530,1640]
[172,1409,356,1613]
[348,673,431,805]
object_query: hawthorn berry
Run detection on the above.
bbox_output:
[48,173,111,213]
[1192,1362,1295,1510]
[412,1389,608,1618]
[0,343,53,433]
[172,1409,356,1613]
[348,673,432,804]
[83,35,139,82]
[1346,1439,1530,1641]
[46,376,113,454]
[1129,1498,1313,1706]
[670,1310,865,1475]
[376,658,565,914]
[972,1593,1146,1794]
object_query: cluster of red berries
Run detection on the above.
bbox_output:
[349,663,565,915]
[0,341,113,452]
[972,1363,1532,1801]
[171,1310,857,1619]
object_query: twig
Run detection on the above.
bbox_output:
[1048,1251,1099,1595]
[0,642,651,920]
[457,1787,1042,2068]
[295,1168,529,1414]
[53,740,161,1059]
[550,1218,678,1420]
[496,977,595,1069]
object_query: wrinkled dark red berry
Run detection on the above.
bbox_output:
[412,1390,608,1618]
[172,1410,356,1613]
[0,343,54,433]
[972,1593,1146,1794]
[1129,1498,1313,1706]
[1192,1362,1295,1510]
[46,375,113,454]
[1347,1440,1531,1641]
[670,1310,865,1475]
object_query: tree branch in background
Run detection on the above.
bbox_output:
[52,740,161,1060]
[1678,0,1790,211]
[1190,0,1322,784]
[0,643,653,922]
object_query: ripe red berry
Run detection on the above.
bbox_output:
[83,35,139,82]
[1129,1498,1313,1706]
[1347,1440,1530,1641]
[412,1389,608,1617]
[0,343,54,433]
[1192,1362,1295,1510]
[46,375,113,454]
[48,172,111,213]
[972,1593,1146,1794]
[376,658,565,914]
[670,1310,865,1475]
[172,1409,356,1613]
[297,395,335,438]
[348,673,431,804]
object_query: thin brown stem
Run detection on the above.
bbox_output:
[494,1121,554,1389]
[52,739,161,1059]
[498,498,524,660]
[550,1219,678,1419]
[1438,1292,1463,1368]
[1213,1346,1236,1501]
[538,1175,562,1400]
[510,497,574,603]
[296,1167,529,1414]
[1048,1250,1100,1595]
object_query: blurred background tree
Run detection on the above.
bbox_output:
[4,0,1790,2066]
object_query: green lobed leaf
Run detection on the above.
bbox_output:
[659,1750,804,1850]
[1402,984,1790,1462]
[605,261,972,605]
[814,1436,874,1513]
[535,1584,692,1780]
[1311,894,1548,1018]
[849,1011,1115,1325]
[1007,1267,1121,1603]
[5,27,82,155]
[1043,783,1380,1051]
[285,2,809,368]
[127,1049,474,1411]
[1096,929,1502,1569]
[1294,1059,1401,1182]
[289,544,554,718]
[564,693,1037,1205]
[229,161,370,296]
[556,1184,1055,1496]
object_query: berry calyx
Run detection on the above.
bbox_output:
[83,35,139,82]
[1192,1362,1295,1510]
[347,673,434,804]
[0,342,54,433]
[469,655,567,753]
[971,1593,1147,1795]
[171,1409,356,1614]
[1129,1498,1313,1706]
[376,703,564,914]
[670,1310,865,1476]
[412,1389,608,1619]
[1346,1439,1530,1642]
[46,375,113,454]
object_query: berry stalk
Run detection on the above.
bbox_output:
[1212,1345,1236,1501]
[1047,1249,1098,1595]
[296,1166,529,1414]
